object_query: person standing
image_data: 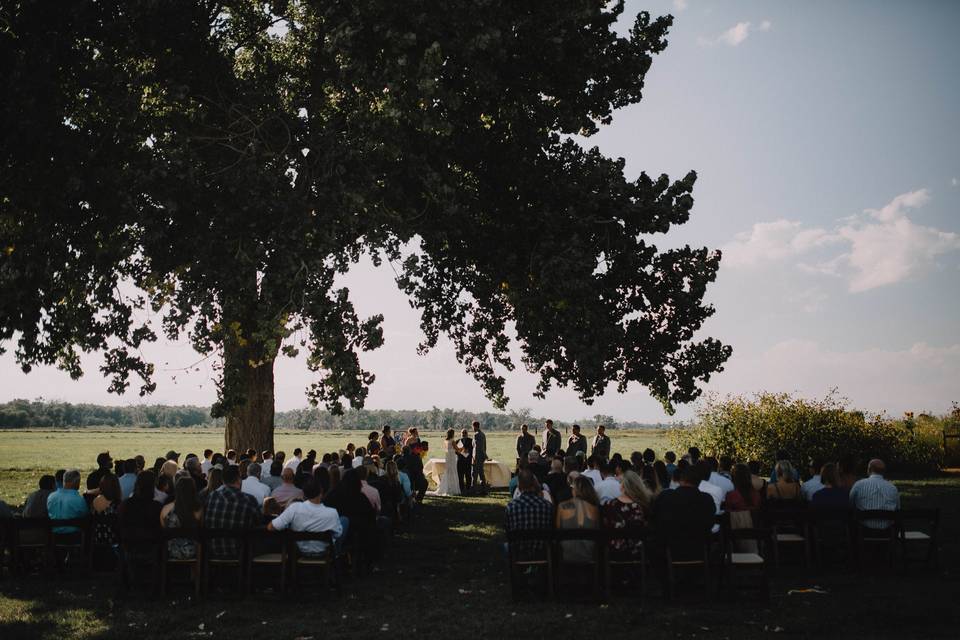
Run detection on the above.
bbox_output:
[542,420,561,458]
[380,425,397,453]
[591,425,611,461]
[516,424,535,462]
[456,428,474,492]
[472,421,489,488]
[567,424,588,457]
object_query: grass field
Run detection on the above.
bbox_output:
[0,428,670,506]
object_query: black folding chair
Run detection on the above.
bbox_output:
[764,508,811,568]
[9,517,52,575]
[808,509,853,569]
[663,530,714,602]
[720,512,774,601]
[853,509,898,569]
[602,525,649,606]
[553,528,606,601]
[160,527,202,598]
[897,508,939,568]
[288,530,338,593]
[246,528,288,595]
[201,528,249,597]
[118,527,162,593]
[48,517,93,575]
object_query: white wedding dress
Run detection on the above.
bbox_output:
[436,439,461,496]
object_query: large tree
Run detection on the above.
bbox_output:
[0,0,731,452]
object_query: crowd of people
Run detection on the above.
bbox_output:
[3,425,443,573]
[504,439,902,579]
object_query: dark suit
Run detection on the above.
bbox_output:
[567,433,588,457]
[457,437,473,490]
[543,428,561,457]
[472,430,488,486]
[591,434,611,460]
[516,432,535,461]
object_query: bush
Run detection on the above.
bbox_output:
[669,391,944,474]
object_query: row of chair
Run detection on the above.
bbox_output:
[505,507,940,603]
[0,515,337,598]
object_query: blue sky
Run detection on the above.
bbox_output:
[1,0,958,422]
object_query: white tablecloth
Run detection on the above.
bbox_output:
[423,458,512,489]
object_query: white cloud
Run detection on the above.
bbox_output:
[710,340,960,417]
[700,20,772,47]
[673,0,688,12]
[952,177,958,187]
[724,189,960,292]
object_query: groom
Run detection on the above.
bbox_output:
[471,421,489,489]
[456,428,473,492]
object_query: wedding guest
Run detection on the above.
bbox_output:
[240,462,271,506]
[801,458,825,501]
[766,460,803,505]
[155,473,174,504]
[160,476,203,560]
[24,475,57,518]
[328,464,341,493]
[198,467,223,505]
[271,467,304,507]
[268,479,343,555]
[556,474,601,563]
[184,457,207,492]
[259,451,274,478]
[651,464,716,560]
[118,471,162,561]
[527,449,547,484]
[516,424,535,462]
[664,451,677,477]
[687,447,702,466]
[284,448,303,471]
[602,470,650,557]
[86,452,113,491]
[849,459,899,529]
[205,465,260,559]
[653,461,670,493]
[810,463,849,510]
[47,470,88,536]
[838,454,859,492]
[640,464,661,495]
[201,449,215,475]
[116,460,137,499]
[380,461,404,523]
[748,460,767,492]
[583,456,602,486]
[705,457,734,495]
[324,468,377,562]
[695,462,724,524]
[380,425,396,453]
[724,463,762,511]
[594,461,622,505]
[505,471,553,558]
[357,465,381,514]
[263,460,284,492]
[591,425,611,461]
[91,474,122,516]
[226,450,239,466]
[567,424,588,457]
[544,458,569,503]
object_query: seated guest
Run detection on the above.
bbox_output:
[226,449,239,466]
[652,461,670,494]
[705,457,734,495]
[160,476,203,559]
[695,461,724,519]
[92,474,122,516]
[263,460,283,492]
[640,464,661,495]
[268,479,343,556]
[271,468,305,507]
[801,458,824,501]
[184,457,207,492]
[380,461,404,522]
[849,458,899,529]
[285,448,304,471]
[357,465,381,514]
[24,475,57,518]
[651,464,716,560]
[198,467,223,505]
[241,462,271,506]
[155,473,174,505]
[766,460,803,505]
[505,470,554,558]
[594,461,622,505]
[201,449,215,475]
[259,451,274,478]
[328,463,342,493]
[838,454,859,492]
[324,469,377,561]
[810,463,849,510]
[86,452,113,492]
[47,469,88,535]
[724,463,762,511]
[527,450,548,484]
[119,460,138,499]
[582,456,603,486]
[747,460,767,492]
[664,451,677,477]
[119,471,163,561]
[602,470,650,557]
[204,465,260,558]
[544,458,569,504]
[555,475,601,563]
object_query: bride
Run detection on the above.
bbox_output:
[435,429,461,496]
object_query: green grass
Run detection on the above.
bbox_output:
[0,428,670,506]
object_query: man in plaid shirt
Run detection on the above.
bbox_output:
[505,470,554,558]
[205,465,260,558]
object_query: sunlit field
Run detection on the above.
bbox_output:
[0,428,670,506]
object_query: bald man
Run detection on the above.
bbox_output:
[849,458,900,529]
[271,467,304,507]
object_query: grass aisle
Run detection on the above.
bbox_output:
[3,484,960,639]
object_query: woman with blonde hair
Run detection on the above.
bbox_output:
[766,459,802,505]
[602,470,650,557]
[555,474,601,563]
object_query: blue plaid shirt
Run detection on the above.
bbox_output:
[204,485,260,558]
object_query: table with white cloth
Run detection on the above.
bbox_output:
[422,458,512,489]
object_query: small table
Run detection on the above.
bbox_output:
[423,458,512,489]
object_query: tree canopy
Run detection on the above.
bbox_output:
[0,1,730,450]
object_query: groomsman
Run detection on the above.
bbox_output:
[456,428,474,491]
[567,424,588,457]
[472,422,488,488]
[542,419,561,457]
[516,424,535,462]
[591,424,611,461]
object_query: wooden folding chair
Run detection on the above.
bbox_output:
[288,530,337,593]
[853,510,897,569]
[553,528,605,601]
[808,509,853,569]
[201,528,249,597]
[764,508,811,568]
[246,528,288,595]
[118,526,162,594]
[664,533,713,602]
[506,528,554,600]
[720,512,773,601]
[48,517,92,575]
[160,527,202,598]
[897,508,939,568]
[602,525,648,605]
[10,517,52,575]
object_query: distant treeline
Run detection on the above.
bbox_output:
[0,399,668,431]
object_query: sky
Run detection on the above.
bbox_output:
[1,0,958,422]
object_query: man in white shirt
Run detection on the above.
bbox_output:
[705,457,734,496]
[594,462,622,504]
[696,462,724,533]
[801,459,824,501]
[200,449,214,476]
[241,462,271,506]
[582,456,603,486]
[268,479,343,555]
[260,451,274,479]
[284,448,302,472]
[849,459,900,529]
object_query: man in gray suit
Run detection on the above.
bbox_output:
[471,421,489,489]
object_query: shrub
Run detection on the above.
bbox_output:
[669,391,944,474]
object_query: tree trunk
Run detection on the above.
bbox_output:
[223,355,276,454]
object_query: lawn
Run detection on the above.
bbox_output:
[2,477,960,639]
[0,428,670,506]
